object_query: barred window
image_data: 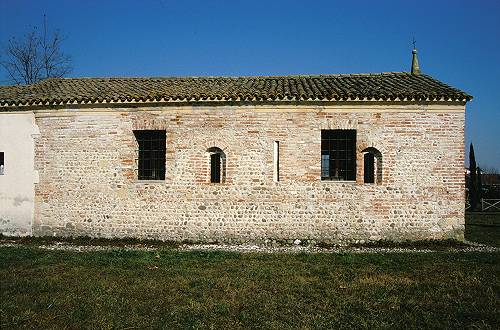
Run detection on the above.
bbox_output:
[321,130,356,181]
[134,130,166,180]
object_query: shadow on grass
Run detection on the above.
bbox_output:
[0,234,480,252]
[465,212,500,248]
[0,234,181,249]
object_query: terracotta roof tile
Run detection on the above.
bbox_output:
[0,72,472,108]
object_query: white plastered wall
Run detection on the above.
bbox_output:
[0,111,39,236]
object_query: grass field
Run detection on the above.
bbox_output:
[465,212,500,247]
[466,225,500,247]
[1,214,499,329]
[1,245,499,329]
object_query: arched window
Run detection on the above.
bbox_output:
[207,147,226,183]
[362,147,382,184]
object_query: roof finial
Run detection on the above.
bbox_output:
[411,38,421,75]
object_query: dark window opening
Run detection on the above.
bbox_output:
[321,130,356,181]
[273,141,279,182]
[207,147,226,183]
[211,153,221,183]
[362,147,382,184]
[364,152,375,183]
[134,130,166,180]
[0,152,4,175]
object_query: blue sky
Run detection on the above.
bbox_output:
[1,0,499,169]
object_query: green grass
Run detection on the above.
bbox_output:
[1,246,499,329]
[466,212,500,247]
[465,225,500,247]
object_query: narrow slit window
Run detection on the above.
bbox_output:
[208,147,226,183]
[321,130,356,181]
[362,147,382,184]
[273,141,279,182]
[364,152,375,183]
[211,153,221,183]
[134,130,166,180]
[0,152,4,175]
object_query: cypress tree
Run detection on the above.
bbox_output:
[469,143,477,210]
[477,167,483,209]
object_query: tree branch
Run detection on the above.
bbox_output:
[0,17,72,85]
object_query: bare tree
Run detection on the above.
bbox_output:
[0,15,72,85]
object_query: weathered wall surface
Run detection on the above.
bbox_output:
[33,103,466,243]
[0,112,39,236]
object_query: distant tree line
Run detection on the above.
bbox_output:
[467,143,499,210]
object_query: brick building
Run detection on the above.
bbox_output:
[0,51,472,243]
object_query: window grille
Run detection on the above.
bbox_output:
[133,130,166,180]
[321,130,356,181]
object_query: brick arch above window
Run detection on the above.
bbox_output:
[202,140,231,156]
[319,119,358,131]
[192,139,233,185]
[131,113,166,131]
[206,147,226,184]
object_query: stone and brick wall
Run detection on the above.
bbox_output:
[32,103,466,243]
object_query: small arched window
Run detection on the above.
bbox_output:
[207,147,226,183]
[362,147,382,184]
